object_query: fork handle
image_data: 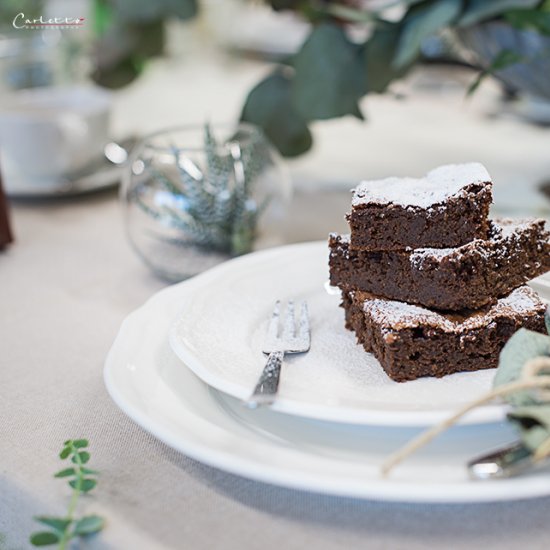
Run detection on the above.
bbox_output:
[468,442,534,480]
[244,351,284,409]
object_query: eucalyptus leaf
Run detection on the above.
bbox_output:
[394,0,462,69]
[69,478,97,493]
[493,328,550,406]
[458,0,540,27]
[78,451,91,464]
[59,447,71,460]
[30,531,59,546]
[34,517,71,533]
[365,22,410,93]
[292,23,364,120]
[74,515,104,536]
[508,405,550,452]
[54,468,76,478]
[241,70,312,157]
[81,467,100,475]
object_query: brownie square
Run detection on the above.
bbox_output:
[347,163,492,251]
[342,286,547,382]
[329,219,550,311]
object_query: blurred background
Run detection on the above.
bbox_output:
[1,0,550,278]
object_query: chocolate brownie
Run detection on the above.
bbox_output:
[342,286,547,382]
[330,219,550,311]
[347,163,492,251]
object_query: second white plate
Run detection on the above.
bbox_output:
[167,242,548,426]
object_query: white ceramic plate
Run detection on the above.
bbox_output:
[104,279,550,503]
[169,242,550,426]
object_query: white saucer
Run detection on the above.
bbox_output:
[104,279,550,502]
[168,242,538,426]
[4,141,128,200]
[5,164,122,199]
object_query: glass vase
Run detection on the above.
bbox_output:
[121,123,291,282]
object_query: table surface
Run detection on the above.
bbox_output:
[2,43,550,550]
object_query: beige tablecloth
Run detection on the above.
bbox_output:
[2,50,550,549]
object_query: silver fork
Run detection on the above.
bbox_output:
[245,300,310,409]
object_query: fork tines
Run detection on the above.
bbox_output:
[264,300,310,353]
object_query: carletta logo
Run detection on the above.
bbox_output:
[13,12,85,29]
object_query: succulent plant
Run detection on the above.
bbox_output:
[135,124,272,256]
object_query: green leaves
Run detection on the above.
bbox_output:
[34,518,71,532]
[73,451,90,464]
[492,326,550,460]
[292,23,365,120]
[394,0,462,69]
[30,532,59,546]
[70,478,97,493]
[508,405,550,452]
[241,23,365,156]
[59,447,71,460]
[243,1,550,156]
[241,2,462,155]
[54,468,76,478]
[241,70,312,157]
[364,22,410,94]
[74,516,105,536]
[31,440,103,548]
[493,328,550,406]
[459,0,540,27]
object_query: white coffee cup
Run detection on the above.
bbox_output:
[0,85,111,191]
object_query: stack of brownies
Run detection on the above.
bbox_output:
[329,163,550,382]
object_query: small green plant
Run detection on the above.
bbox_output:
[30,440,103,549]
[137,124,272,256]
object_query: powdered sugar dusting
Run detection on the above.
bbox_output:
[363,297,456,330]
[409,218,547,269]
[352,162,491,209]
[359,286,544,333]
[498,218,541,237]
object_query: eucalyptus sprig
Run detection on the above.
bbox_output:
[381,310,550,476]
[30,440,104,549]
[242,0,550,156]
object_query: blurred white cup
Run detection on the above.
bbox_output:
[0,86,111,191]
